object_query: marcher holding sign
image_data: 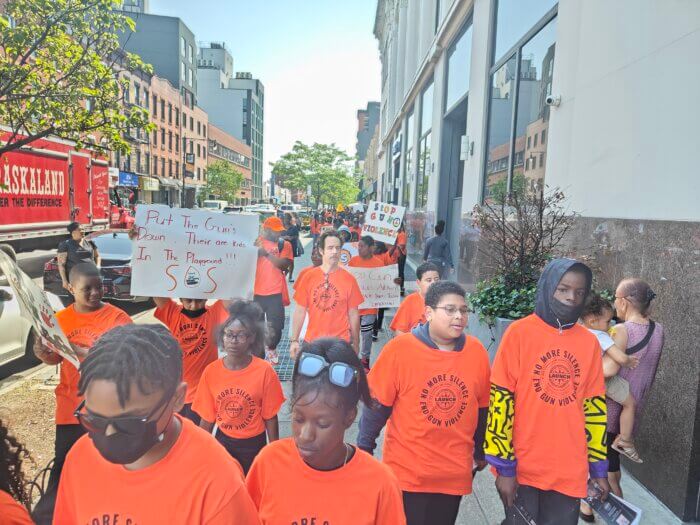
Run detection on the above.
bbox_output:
[32,262,132,524]
[290,231,364,358]
[361,201,406,245]
[130,205,258,300]
[348,236,390,371]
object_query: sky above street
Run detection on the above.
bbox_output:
[149,0,381,182]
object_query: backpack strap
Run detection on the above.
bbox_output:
[277,237,285,254]
[627,320,656,355]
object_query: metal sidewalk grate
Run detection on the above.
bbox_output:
[273,314,295,381]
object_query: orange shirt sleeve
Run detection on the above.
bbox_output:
[375,477,407,525]
[293,274,310,308]
[191,363,217,424]
[154,299,178,325]
[474,339,492,408]
[261,365,285,420]
[347,272,364,309]
[204,484,260,525]
[54,462,77,525]
[245,454,265,510]
[367,343,399,407]
[280,240,294,260]
[389,299,412,332]
[0,490,33,525]
[490,324,519,392]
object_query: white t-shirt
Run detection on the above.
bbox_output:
[588,328,615,354]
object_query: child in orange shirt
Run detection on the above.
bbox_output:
[32,262,131,524]
[246,337,405,524]
[0,418,33,524]
[54,324,259,525]
[194,301,285,474]
[358,281,491,525]
[390,262,441,336]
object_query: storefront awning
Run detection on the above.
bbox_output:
[155,176,181,188]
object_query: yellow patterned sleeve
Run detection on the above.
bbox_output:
[583,395,608,463]
[484,383,515,462]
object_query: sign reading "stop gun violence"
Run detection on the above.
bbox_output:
[130,205,259,299]
[361,201,406,245]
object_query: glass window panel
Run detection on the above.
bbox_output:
[514,18,556,193]
[420,81,434,136]
[482,55,517,200]
[415,131,431,209]
[445,24,473,111]
[494,0,556,64]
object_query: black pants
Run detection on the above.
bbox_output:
[607,430,621,472]
[502,485,579,525]
[216,431,266,475]
[254,294,285,351]
[398,253,406,292]
[373,308,386,336]
[402,491,462,525]
[179,403,201,425]
[32,424,86,525]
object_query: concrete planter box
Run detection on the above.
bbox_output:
[468,313,515,363]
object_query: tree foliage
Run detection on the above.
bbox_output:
[202,160,244,203]
[0,0,153,156]
[270,141,358,207]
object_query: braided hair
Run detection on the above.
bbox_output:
[217,300,267,359]
[0,418,31,509]
[78,324,183,407]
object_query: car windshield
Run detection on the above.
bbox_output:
[203,202,221,209]
[89,234,132,256]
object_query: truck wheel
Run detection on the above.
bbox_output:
[0,243,17,262]
[23,329,41,367]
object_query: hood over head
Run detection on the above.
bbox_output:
[535,258,592,330]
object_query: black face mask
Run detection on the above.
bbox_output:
[87,396,173,465]
[549,298,584,326]
[182,308,206,319]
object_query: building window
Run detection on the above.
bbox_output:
[134,84,140,106]
[415,81,434,209]
[434,0,441,33]
[153,156,158,175]
[203,126,206,138]
[169,160,172,177]
[445,21,473,113]
[190,116,194,131]
[160,99,165,120]
[197,121,201,135]
[181,61,186,82]
[197,167,201,180]
[483,8,557,200]
[175,134,179,152]
[161,158,165,176]
[188,44,193,62]
[196,143,200,157]
[176,161,179,175]
[168,104,172,124]
[175,109,179,126]
[493,0,557,65]
[188,67,193,86]
[168,131,172,151]
[403,109,414,207]
[181,36,186,57]
[152,129,157,145]
[161,128,165,145]
[152,95,157,115]
[144,89,149,108]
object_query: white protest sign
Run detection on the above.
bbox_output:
[0,250,79,367]
[361,201,406,245]
[347,264,400,309]
[131,205,259,299]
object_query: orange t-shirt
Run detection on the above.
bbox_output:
[53,416,259,525]
[389,292,426,333]
[192,357,285,439]
[154,300,229,404]
[0,490,33,525]
[246,438,405,525]
[293,266,315,291]
[254,238,293,296]
[348,255,386,316]
[368,333,491,495]
[490,314,605,498]
[55,303,132,425]
[377,251,394,266]
[293,267,364,342]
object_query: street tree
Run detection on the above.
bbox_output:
[0,0,153,157]
[202,160,244,203]
[270,141,357,207]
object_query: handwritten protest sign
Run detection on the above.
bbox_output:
[347,264,400,309]
[339,242,358,266]
[361,201,406,245]
[131,205,259,299]
[0,250,78,367]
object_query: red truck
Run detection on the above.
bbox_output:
[0,131,110,255]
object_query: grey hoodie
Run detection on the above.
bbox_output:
[534,258,592,330]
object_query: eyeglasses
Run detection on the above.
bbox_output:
[297,352,358,388]
[223,330,251,342]
[74,394,171,436]
[433,305,469,317]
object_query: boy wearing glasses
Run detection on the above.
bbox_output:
[358,281,491,525]
[32,262,131,525]
[54,324,259,524]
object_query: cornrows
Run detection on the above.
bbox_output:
[78,324,183,408]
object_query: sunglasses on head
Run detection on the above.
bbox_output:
[297,352,358,388]
[74,392,171,436]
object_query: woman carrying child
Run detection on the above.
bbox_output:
[193,300,285,474]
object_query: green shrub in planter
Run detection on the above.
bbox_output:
[469,276,537,324]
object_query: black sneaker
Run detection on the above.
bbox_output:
[372,334,378,342]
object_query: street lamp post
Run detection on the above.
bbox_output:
[182,136,208,208]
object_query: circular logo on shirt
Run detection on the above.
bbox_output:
[419,374,469,428]
[216,388,258,432]
[532,349,581,406]
[311,281,340,312]
[177,322,208,356]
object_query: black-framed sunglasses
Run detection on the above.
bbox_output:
[74,393,171,436]
[297,352,358,388]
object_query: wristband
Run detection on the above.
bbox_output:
[290,339,299,343]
